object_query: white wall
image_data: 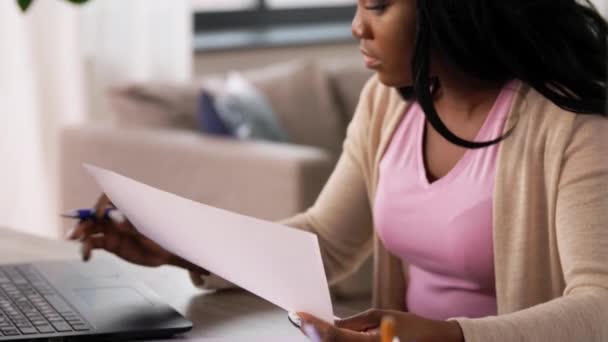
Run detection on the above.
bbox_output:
[81,0,192,121]
[0,0,86,238]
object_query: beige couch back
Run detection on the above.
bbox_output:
[110,60,372,156]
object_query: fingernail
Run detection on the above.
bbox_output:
[108,210,126,224]
[288,312,302,328]
[303,323,321,342]
[80,245,89,262]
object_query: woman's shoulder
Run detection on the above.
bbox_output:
[508,83,607,158]
[353,75,409,135]
[359,74,406,112]
[517,84,607,130]
[343,75,409,169]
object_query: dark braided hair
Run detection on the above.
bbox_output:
[401,0,607,148]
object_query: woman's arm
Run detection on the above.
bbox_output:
[455,115,608,341]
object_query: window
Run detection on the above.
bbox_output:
[192,0,356,51]
[191,0,258,12]
[192,0,355,12]
[265,0,355,9]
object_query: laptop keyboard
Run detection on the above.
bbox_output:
[0,265,91,338]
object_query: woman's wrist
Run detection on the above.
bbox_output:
[437,320,464,342]
[418,320,464,342]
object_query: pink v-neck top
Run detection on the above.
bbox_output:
[373,82,516,320]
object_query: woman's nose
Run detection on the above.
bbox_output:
[351,9,368,39]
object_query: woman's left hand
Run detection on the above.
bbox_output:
[297,309,464,342]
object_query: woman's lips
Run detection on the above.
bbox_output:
[361,50,382,69]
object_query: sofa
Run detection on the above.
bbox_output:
[59,60,373,298]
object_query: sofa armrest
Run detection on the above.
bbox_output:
[59,125,335,235]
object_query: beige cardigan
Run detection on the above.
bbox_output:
[197,76,608,341]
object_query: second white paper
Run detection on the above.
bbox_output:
[84,164,334,323]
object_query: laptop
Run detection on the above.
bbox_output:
[0,257,192,341]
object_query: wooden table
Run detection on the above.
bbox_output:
[0,228,369,341]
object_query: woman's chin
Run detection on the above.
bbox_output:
[375,71,412,88]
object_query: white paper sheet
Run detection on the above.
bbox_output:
[84,164,334,323]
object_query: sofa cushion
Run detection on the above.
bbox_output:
[109,60,346,154]
[326,64,373,123]
[241,61,346,155]
[196,90,231,136]
[109,82,200,130]
[212,72,289,142]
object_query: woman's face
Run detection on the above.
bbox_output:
[352,0,418,87]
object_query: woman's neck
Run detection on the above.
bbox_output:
[431,57,504,121]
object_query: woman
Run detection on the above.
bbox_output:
[69,0,608,341]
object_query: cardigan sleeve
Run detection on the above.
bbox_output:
[455,115,608,341]
[190,76,381,289]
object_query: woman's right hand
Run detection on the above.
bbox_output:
[67,194,208,275]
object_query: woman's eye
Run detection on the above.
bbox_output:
[365,3,388,14]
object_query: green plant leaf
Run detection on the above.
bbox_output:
[17,0,90,13]
[17,0,34,12]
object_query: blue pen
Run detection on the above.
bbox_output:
[61,208,119,221]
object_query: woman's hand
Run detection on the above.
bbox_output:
[67,193,208,275]
[297,309,464,342]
